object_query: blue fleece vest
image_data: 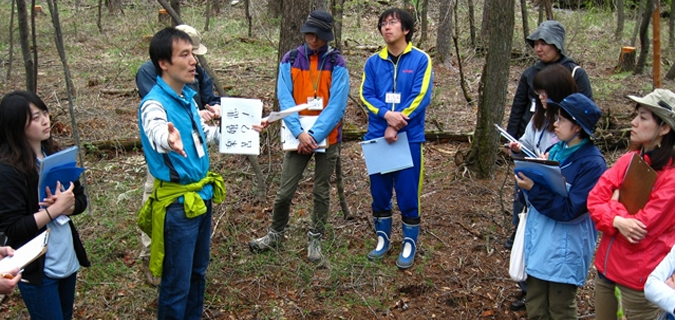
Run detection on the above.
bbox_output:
[138,76,213,200]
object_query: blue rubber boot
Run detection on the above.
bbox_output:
[396,222,420,270]
[367,216,392,261]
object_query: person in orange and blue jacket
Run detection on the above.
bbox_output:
[588,89,675,320]
[359,8,433,270]
[249,10,349,263]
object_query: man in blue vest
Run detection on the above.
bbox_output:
[137,27,224,320]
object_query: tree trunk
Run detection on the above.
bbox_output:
[204,0,212,31]
[245,0,252,38]
[542,0,553,20]
[468,0,476,47]
[212,0,221,16]
[7,0,15,80]
[331,0,344,51]
[278,0,310,66]
[268,0,282,19]
[467,0,515,178]
[315,0,327,10]
[665,61,675,79]
[30,0,37,92]
[480,0,492,47]
[615,0,624,41]
[631,0,644,47]
[97,0,102,32]
[435,0,452,64]
[538,1,544,25]
[16,0,36,93]
[170,0,180,26]
[520,0,529,45]
[105,0,121,13]
[670,0,674,49]
[46,0,89,210]
[634,0,654,75]
[420,0,428,43]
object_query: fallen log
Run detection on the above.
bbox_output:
[81,128,631,154]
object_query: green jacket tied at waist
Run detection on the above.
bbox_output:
[137,171,225,276]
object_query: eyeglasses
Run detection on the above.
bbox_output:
[379,19,399,27]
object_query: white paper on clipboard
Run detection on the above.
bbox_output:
[0,229,50,272]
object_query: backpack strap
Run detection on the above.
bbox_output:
[289,48,299,66]
[571,66,581,78]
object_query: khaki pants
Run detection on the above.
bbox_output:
[270,144,339,235]
[525,276,578,320]
[595,272,660,320]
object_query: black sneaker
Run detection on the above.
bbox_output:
[509,291,526,311]
[504,230,516,250]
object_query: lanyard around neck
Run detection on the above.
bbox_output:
[306,48,328,98]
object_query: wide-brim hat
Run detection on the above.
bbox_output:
[300,10,334,42]
[547,93,601,139]
[526,20,566,55]
[628,89,675,131]
[175,25,208,55]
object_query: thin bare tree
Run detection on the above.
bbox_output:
[331,0,345,50]
[635,0,654,74]
[468,0,476,47]
[16,0,36,92]
[420,0,428,43]
[7,0,15,80]
[615,0,624,41]
[467,0,515,178]
[520,0,529,44]
[46,0,89,209]
[436,0,452,64]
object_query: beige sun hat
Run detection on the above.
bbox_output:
[628,89,675,131]
[175,25,208,55]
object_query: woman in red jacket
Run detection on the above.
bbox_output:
[588,89,675,319]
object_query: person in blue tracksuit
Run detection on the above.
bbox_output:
[359,8,433,270]
[515,93,606,319]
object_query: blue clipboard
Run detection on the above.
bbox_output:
[360,132,414,175]
[514,158,568,197]
[37,146,85,201]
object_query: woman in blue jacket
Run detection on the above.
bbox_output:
[515,93,606,319]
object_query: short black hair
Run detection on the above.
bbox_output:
[149,27,193,76]
[378,8,414,43]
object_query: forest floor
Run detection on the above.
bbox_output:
[0,1,672,319]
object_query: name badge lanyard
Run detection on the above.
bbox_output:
[307,50,328,100]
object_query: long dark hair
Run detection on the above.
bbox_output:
[0,91,59,176]
[630,104,675,171]
[532,64,578,132]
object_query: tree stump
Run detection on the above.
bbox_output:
[618,46,636,72]
[158,9,171,26]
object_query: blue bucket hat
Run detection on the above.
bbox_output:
[547,93,601,139]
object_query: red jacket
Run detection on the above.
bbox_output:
[588,151,675,290]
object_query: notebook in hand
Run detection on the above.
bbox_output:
[619,153,657,214]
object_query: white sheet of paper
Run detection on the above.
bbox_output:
[265,104,310,123]
[280,116,327,151]
[219,97,263,155]
[0,230,49,272]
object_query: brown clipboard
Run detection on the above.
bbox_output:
[619,153,657,214]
